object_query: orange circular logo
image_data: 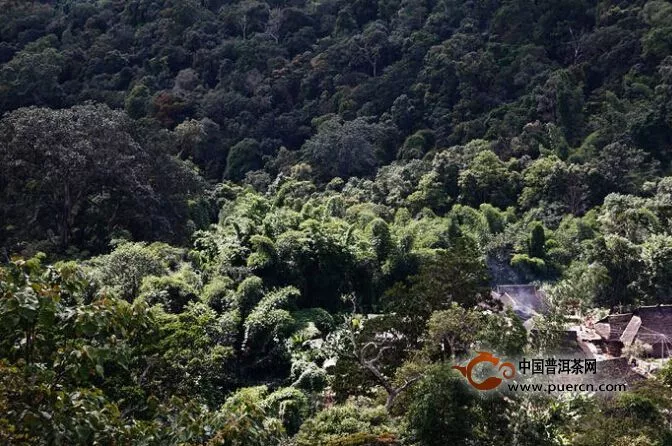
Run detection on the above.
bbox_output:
[452,352,516,390]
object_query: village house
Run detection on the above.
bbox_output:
[593,305,672,358]
[488,284,664,388]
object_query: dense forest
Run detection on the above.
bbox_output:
[3,0,672,444]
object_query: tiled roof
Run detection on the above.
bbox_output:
[590,357,646,385]
[620,316,641,347]
[594,322,610,340]
[535,357,645,389]
[606,314,634,342]
[634,305,672,346]
[594,305,672,349]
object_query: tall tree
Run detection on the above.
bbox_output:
[0,104,203,254]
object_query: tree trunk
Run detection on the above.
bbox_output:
[385,390,397,411]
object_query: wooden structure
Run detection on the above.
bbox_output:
[594,305,672,358]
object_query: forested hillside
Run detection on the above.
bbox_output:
[2,0,672,444]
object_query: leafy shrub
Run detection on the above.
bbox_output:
[262,387,310,435]
[96,241,165,300]
[243,286,300,351]
[295,404,398,446]
[202,276,235,312]
[139,267,199,313]
[290,360,328,392]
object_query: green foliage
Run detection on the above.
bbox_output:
[156,301,236,405]
[243,286,300,352]
[225,138,263,181]
[0,46,65,109]
[367,218,393,261]
[639,234,672,302]
[94,241,166,300]
[262,387,310,435]
[0,105,204,254]
[209,386,286,446]
[384,244,490,341]
[424,304,483,359]
[561,384,672,446]
[511,254,547,277]
[5,0,672,443]
[125,84,151,119]
[295,403,398,446]
[545,262,610,310]
[529,222,546,259]
[398,130,435,160]
[290,360,328,392]
[459,150,521,209]
[478,308,528,357]
[139,266,200,313]
[302,117,387,182]
[658,359,672,387]
[202,276,235,312]
[236,276,265,316]
[404,364,484,446]
[292,308,336,336]
[0,256,162,443]
[504,396,564,446]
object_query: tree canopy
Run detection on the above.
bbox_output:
[3,0,672,444]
